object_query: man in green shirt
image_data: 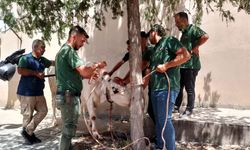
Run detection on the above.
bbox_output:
[174,12,209,117]
[147,24,190,150]
[55,25,106,150]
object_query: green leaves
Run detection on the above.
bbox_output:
[0,0,249,43]
[0,0,126,43]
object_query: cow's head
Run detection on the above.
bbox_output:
[92,71,130,107]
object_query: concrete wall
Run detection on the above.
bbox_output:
[0,11,129,110]
[0,31,62,109]
[0,4,250,109]
[195,6,250,108]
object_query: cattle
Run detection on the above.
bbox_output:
[47,66,58,127]
[85,71,132,139]
[47,67,147,139]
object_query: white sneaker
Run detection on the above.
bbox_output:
[180,110,193,119]
[151,143,163,150]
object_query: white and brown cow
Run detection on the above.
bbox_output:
[47,66,59,127]
[47,67,147,139]
[85,72,132,138]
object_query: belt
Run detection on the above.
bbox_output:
[56,91,81,97]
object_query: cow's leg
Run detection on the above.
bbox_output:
[51,91,58,127]
[47,67,58,127]
[80,95,87,116]
[81,95,95,135]
[86,92,102,139]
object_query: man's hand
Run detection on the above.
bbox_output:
[91,72,99,81]
[156,63,169,73]
[103,71,110,76]
[35,72,45,79]
[113,77,126,86]
[191,46,199,57]
[96,61,107,69]
[90,61,107,81]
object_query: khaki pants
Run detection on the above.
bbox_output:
[18,95,48,135]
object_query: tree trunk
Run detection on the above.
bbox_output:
[127,0,146,149]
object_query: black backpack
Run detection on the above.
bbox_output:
[0,49,25,81]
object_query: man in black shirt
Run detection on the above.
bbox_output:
[107,40,130,77]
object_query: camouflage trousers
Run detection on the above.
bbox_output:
[18,95,48,135]
[56,94,80,150]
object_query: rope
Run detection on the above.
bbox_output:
[105,87,117,149]
[82,70,115,149]
[142,70,156,80]
[82,72,152,149]
[82,82,115,149]
[162,72,170,150]
[142,69,171,150]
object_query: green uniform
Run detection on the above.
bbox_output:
[149,36,183,91]
[56,44,85,93]
[180,24,206,70]
[55,44,85,150]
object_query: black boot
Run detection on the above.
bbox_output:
[31,133,42,143]
[21,128,33,145]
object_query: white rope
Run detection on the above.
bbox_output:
[143,70,171,150]
[82,72,152,149]
[161,72,170,150]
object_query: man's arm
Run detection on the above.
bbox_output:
[156,47,191,73]
[17,67,44,79]
[191,34,209,55]
[118,58,150,86]
[50,60,55,66]
[108,60,125,76]
[142,60,149,71]
[122,71,130,85]
[76,61,106,79]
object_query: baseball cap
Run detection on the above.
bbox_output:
[148,24,166,37]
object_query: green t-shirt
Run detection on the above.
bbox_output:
[55,44,85,93]
[149,36,183,91]
[180,24,206,70]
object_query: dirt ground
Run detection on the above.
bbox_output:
[0,107,249,150]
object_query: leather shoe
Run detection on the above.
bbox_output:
[31,133,42,143]
[21,128,33,145]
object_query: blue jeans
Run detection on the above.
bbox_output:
[151,90,179,150]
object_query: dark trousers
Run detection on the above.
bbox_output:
[147,87,155,124]
[175,68,199,112]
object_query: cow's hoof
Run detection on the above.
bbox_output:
[51,119,59,127]
[107,125,113,131]
[93,132,103,140]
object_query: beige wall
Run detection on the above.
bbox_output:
[0,31,61,108]
[0,11,129,110]
[0,30,21,107]
[0,6,250,109]
[196,8,250,108]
